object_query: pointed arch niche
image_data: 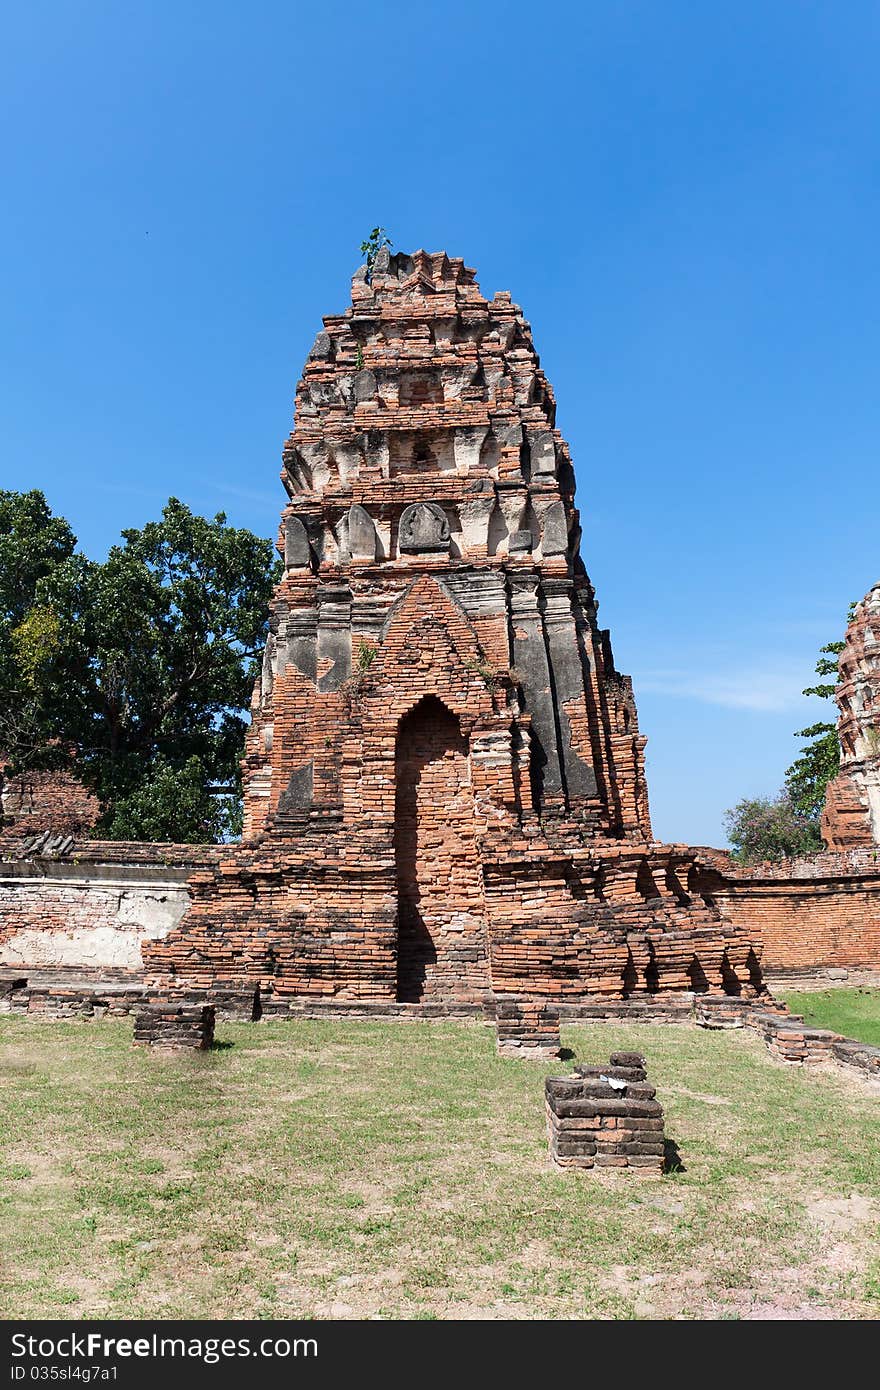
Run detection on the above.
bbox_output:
[393,695,489,1002]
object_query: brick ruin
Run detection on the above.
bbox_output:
[133,1002,215,1051]
[822,582,880,850]
[546,1052,666,1174]
[140,248,764,1010]
[0,764,100,838]
[5,252,875,1002]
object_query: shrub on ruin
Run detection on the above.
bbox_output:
[723,792,822,864]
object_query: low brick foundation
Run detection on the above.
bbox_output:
[495,994,561,1056]
[695,996,880,1077]
[546,1051,665,1174]
[6,967,879,1084]
[133,1003,215,1050]
[558,995,695,1024]
[831,1038,880,1077]
[765,966,880,992]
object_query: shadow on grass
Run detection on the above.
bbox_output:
[664,1138,685,1174]
[211,1040,235,1052]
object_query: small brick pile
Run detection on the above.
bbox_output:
[133,1003,215,1050]
[495,994,561,1056]
[546,1051,665,1174]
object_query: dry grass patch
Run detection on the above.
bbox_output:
[1,1016,879,1319]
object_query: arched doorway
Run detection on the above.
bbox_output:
[394,696,489,1002]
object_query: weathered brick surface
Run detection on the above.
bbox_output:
[1,766,100,836]
[546,1052,666,1174]
[822,581,880,849]
[0,838,219,973]
[395,696,489,1001]
[133,1002,215,1050]
[142,249,765,1007]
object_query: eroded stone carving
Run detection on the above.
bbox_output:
[398,502,450,554]
[346,505,378,561]
[284,515,311,568]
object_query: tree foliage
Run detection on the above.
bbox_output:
[724,621,850,862]
[783,638,846,821]
[0,491,77,785]
[0,492,280,842]
[98,756,234,844]
[723,793,823,864]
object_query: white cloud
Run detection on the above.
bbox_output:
[634,665,823,713]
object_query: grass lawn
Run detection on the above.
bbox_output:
[1,1015,879,1320]
[781,989,880,1048]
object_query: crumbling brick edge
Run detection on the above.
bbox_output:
[693,995,880,1079]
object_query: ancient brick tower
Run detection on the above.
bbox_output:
[822,582,880,849]
[145,249,763,1005]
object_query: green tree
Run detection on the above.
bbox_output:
[98,756,231,843]
[0,489,77,628]
[43,498,281,841]
[0,493,280,842]
[0,491,78,806]
[724,793,823,864]
[783,636,848,820]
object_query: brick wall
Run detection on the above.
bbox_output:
[1,767,100,836]
[695,848,880,974]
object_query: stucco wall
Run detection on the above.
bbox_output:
[0,842,217,974]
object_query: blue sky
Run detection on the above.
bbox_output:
[2,3,878,846]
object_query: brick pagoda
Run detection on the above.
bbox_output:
[822,582,880,850]
[144,249,764,1008]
